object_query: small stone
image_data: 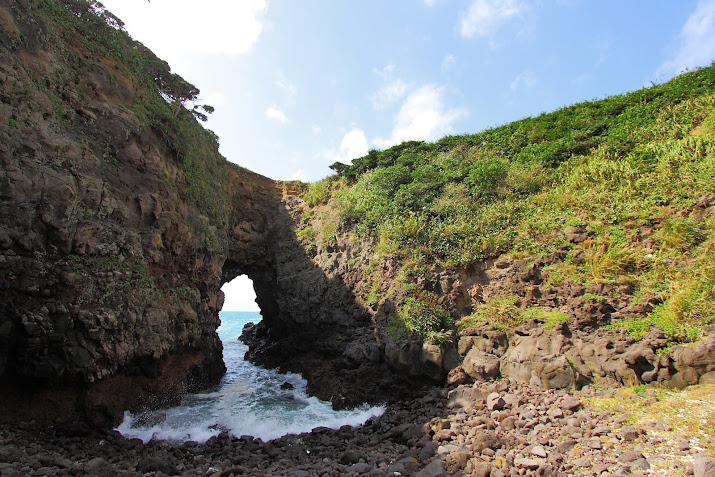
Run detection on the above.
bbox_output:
[573,457,591,468]
[514,457,541,470]
[434,429,456,441]
[630,458,651,470]
[339,449,362,464]
[531,446,548,458]
[500,416,516,431]
[471,463,492,477]
[419,442,439,462]
[537,463,556,476]
[694,456,715,477]
[346,463,373,474]
[556,439,577,453]
[618,451,645,464]
[547,451,564,465]
[586,438,602,450]
[621,425,640,441]
[561,398,582,412]
[415,459,446,477]
[487,393,506,411]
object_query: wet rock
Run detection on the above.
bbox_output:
[339,449,362,465]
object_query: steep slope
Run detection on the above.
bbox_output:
[271,64,715,394]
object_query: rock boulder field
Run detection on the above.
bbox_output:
[1,380,713,476]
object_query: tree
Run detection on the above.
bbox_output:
[136,43,213,120]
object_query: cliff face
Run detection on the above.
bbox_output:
[0,0,233,426]
[0,0,414,427]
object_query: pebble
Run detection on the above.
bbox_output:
[0,379,698,477]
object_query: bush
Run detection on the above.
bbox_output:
[397,292,454,343]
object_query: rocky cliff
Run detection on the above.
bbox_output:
[0,0,427,427]
[2,0,714,430]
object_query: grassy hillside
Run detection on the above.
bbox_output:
[300,65,715,347]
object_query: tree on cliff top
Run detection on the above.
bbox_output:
[61,0,214,122]
[135,42,214,121]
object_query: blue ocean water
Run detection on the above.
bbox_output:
[116,311,384,443]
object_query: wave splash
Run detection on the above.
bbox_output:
[116,312,384,443]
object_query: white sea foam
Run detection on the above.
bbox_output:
[116,312,385,443]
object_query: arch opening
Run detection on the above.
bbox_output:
[220,275,259,312]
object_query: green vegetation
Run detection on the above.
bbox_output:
[585,382,715,469]
[395,292,454,344]
[457,294,521,331]
[37,0,229,222]
[522,307,570,330]
[305,64,715,345]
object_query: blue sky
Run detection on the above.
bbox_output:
[100,0,715,310]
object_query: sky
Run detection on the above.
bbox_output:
[98,0,715,311]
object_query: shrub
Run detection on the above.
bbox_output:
[466,157,508,198]
[397,292,454,343]
[467,294,521,331]
[521,307,570,329]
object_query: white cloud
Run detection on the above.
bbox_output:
[323,128,370,165]
[370,79,410,110]
[659,0,715,77]
[374,85,467,149]
[291,169,308,181]
[373,64,396,81]
[460,0,530,39]
[424,0,439,6]
[275,73,297,106]
[265,106,288,123]
[506,70,539,103]
[442,53,457,72]
[312,125,322,134]
[340,129,370,160]
[509,71,538,92]
[100,0,266,59]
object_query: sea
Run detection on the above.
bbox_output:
[116,311,385,443]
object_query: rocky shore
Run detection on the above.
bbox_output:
[2,379,713,477]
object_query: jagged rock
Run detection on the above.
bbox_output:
[668,335,715,389]
[463,348,501,381]
[415,459,446,477]
[563,225,592,243]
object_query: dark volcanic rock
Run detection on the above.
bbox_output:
[0,0,441,427]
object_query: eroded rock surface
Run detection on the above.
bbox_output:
[0,0,437,427]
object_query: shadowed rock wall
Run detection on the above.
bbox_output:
[0,0,420,427]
